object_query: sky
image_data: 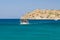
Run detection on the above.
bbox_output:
[0,0,60,19]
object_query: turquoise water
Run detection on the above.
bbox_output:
[0,23,60,40]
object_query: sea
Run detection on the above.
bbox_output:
[0,19,60,40]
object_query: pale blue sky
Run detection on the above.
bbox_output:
[0,0,60,19]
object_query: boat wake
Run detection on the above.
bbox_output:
[20,22,29,25]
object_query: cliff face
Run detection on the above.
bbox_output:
[21,9,60,19]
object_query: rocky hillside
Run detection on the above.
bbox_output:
[21,9,60,19]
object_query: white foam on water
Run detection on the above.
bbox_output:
[20,22,29,25]
[54,19,58,21]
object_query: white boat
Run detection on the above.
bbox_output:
[20,19,29,25]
